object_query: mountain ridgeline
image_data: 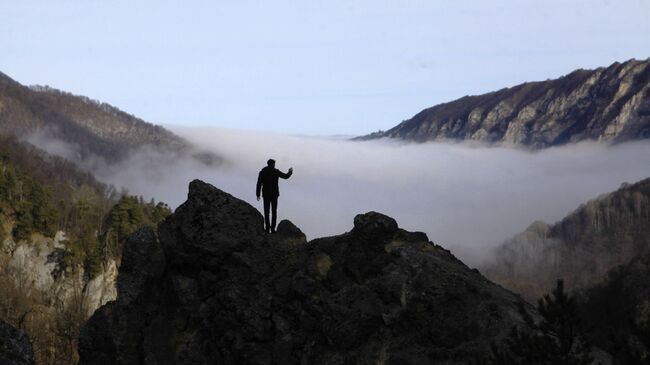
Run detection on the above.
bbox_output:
[360,58,650,147]
[0,72,218,164]
[483,177,650,302]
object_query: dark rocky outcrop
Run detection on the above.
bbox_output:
[79,180,527,364]
[359,58,650,148]
[0,320,35,365]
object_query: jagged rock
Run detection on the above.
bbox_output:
[79,179,527,365]
[352,211,398,237]
[159,179,267,268]
[116,227,166,306]
[0,320,35,365]
[359,58,650,147]
[275,220,307,245]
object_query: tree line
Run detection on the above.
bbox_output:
[0,135,170,278]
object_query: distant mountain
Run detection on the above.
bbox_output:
[359,58,650,147]
[483,177,650,301]
[0,72,216,164]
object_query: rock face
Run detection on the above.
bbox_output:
[0,320,35,365]
[79,180,527,364]
[1,231,117,317]
[483,177,650,302]
[360,58,650,147]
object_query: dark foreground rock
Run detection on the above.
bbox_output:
[79,180,526,365]
[0,320,35,365]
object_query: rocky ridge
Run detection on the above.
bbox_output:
[360,58,650,147]
[79,180,528,364]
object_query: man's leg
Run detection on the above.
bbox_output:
[263,198,271,232]
[270,197,278,233]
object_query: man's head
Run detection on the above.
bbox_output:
[267,159,275,167]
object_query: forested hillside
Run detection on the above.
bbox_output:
[484,177,650,302]
[0,71,219,165]
[0,135,171,364]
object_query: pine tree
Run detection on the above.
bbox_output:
[12,201,34,241]
[488,280,594,364]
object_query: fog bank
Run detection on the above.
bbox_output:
[31,127,650,266]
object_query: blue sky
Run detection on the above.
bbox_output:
[2,0,649,135]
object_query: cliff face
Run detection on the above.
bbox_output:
[0,72,217,164]
[483,177,650,302]
[360,58,650,147]
[0,231,117,365]
[1,231,117,317]
[79,180,527,364]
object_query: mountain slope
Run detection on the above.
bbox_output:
[360,58,650,147]
[79,180,528,364]
[0,135,171,364]
[483,177,650,301]
[0,72,209,163]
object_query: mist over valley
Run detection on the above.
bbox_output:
[1,5,649,359]
[32,126,650,266]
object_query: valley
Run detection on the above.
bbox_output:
[1,57,649,364]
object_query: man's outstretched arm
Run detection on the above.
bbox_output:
[278,167,293,179]
[256,171,263,200]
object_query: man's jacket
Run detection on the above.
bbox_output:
[256,166,292,198]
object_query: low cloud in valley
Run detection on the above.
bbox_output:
[28,127,650,266]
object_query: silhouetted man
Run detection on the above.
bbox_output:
[256,159,293,233]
